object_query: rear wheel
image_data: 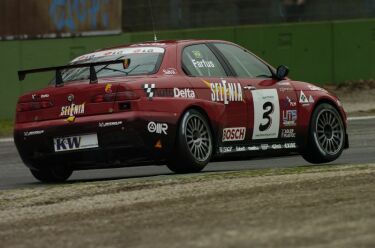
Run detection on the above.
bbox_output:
[302,103,345,164]
[167,109,213,173]
[30,164,73,183]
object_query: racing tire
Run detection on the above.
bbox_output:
[30,164,73,183]
[302,103,345,164]
[167,109,213,173]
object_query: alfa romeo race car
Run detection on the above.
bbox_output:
[15,40,349,182]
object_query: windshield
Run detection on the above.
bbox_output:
[60,47,165,82]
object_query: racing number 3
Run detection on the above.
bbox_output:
[251,89,280,140]
[259,102,274,131]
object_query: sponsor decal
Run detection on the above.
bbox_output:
[219,147,233,153]
[66,116,76,123]
[284,142,297,149]
[143,84,177,100]
[337,99,342,107]
[282,110,297,127]
[32,94,50,100]
[174,88,195,99]
[252,89,280,140]
[202,79,243,105]
[130,43,166,47]
[261,144,269,150]
[105,84,112,93]
[281,129,296,138]
[192,59,215,68]
[282,96,297,108]
[309,95,315,103]
[99,121,123,128]
[162,68,177,75]
[147,121,168,135]
[299,90,309,104]
[54,134,98,152]
[73,47,164,62]
[24,130,44,137]
[235,146,246,152]
[247,146,260,151]
[287,96,297,107]
[218,142,297,153]
[60,103,85,117]
[307,85,328,92]
[279,87,293,92]
[192,50,203,59]
[143,83,156,99]
[272,144,282,150]
[222,127,246,142]
[277,81,291,86]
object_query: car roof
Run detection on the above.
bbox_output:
[95,39,234,52]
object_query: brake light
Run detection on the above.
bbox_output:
[17,101,53,112]
[92,93,116,103]
[92,91,139,103]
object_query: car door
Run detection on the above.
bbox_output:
[212,43,298,151]
[181,43,248,152]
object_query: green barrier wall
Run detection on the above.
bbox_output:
[1,19,375,120]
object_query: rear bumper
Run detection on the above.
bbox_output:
[14,111,178,170]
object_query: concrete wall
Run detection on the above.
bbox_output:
[1,19,375,119]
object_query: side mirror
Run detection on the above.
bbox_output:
[275,65,289,80]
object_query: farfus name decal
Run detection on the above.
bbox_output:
[222,127,246,142]
[60,103,85,117]
[204,80,243,104]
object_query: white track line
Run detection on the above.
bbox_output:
[0,138,14,143]
[348,115,375,121]
[0,116,374,143]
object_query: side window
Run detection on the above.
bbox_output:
[182,44,227,77]
[214,43,272,78]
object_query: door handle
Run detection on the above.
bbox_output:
[244,85,256,91]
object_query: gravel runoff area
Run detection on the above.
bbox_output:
[325,82,375,116]
[0,163,374,248]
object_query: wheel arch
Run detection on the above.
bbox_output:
[299,96,347,152]
[176,104,218,152]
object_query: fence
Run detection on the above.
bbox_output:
[1,18,375,119]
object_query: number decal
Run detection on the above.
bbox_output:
[252,89,280,140]
[259,102,274,131]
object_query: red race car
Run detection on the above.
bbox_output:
[15,40,349,182]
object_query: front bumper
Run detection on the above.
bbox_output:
[14,111,177,170]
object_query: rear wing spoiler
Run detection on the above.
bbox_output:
[18,59,130,86]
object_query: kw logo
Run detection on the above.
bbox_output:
[54,137,81,151]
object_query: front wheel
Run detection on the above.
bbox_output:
[30,164,73,183]
[302,103,346,164]
[167,109,213,173]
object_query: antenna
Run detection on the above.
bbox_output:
[148,0,158,42]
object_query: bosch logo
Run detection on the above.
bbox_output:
[222,127,246,142]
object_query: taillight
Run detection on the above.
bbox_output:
[92,93,116,103]
[92,91,139,103]
[17,101,53,112]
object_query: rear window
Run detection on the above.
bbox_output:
[61,47,165,82]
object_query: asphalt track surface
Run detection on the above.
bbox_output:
[1,117,374,190]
